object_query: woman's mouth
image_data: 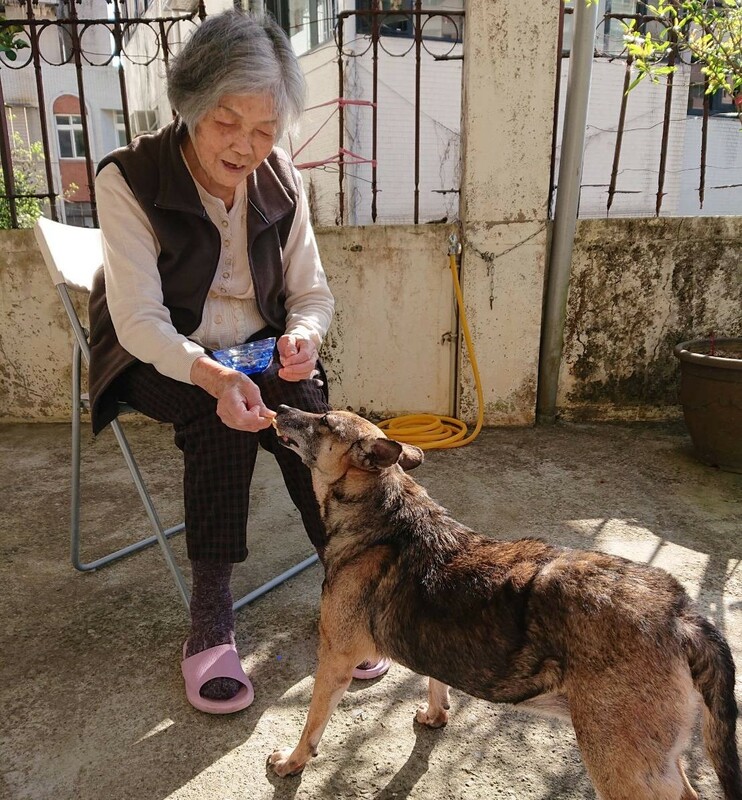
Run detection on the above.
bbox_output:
[222,159,246,173]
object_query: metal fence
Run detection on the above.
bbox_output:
[332,2,463,224]
[2,1,740,229]
[0,0,204,228]
[554,2,742,218]
[0,0,464,228]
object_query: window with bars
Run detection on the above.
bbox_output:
[264,0,336,56]
[56,114,85,158]
[355,0,463,42]
[687,62,738,116]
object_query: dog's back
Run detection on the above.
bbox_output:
[327,464,693,688]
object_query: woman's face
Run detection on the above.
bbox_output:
[184,92,278,207]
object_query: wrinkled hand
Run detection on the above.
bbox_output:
[191,356,275,432]
[277,335,320,383]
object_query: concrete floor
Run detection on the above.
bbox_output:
[1,418,741,800]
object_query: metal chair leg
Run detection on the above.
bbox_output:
[69,341,189,610]
[108,417,191,611]
[232,553,320,612]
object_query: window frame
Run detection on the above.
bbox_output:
[687,61,739,117]
[114,110,127,147]
[55,113,85,159]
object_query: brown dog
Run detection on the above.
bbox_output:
[268,406,741,800]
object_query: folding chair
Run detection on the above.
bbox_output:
[34,215,319,615]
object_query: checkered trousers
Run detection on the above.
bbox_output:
[115,337,330,563]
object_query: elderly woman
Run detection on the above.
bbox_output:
[88,9,389,715]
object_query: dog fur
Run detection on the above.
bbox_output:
[267,406,742,800]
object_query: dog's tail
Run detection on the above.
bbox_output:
[685,614,742,800]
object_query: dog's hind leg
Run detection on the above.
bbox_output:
[569,661,698,800]
[416,678,450,728]
[575,723,697,800]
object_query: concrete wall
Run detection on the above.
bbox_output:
[318,224,458,417]
[3,216,738,425]
[0,229,80,421]
[559,216,742,421]
[0,224,457,422]
[1,1,739,428]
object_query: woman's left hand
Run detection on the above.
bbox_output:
[277,334,319,382]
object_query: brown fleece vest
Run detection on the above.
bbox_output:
[88,120,298,434]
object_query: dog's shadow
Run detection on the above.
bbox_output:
[374,720,440,800]
[264,717,440,800]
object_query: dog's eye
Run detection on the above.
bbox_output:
[319,414,331,429]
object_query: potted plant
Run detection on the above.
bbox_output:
[674,336,742,473]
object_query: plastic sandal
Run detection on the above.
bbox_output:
[181,642,254,714]
[352,657,392,680]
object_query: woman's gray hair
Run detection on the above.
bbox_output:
[167,9,305,137]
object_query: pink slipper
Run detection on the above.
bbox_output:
[181,642,254,714]
[352,657,392,680]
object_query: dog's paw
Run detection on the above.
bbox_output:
[267,748,306,777]
[415,705,449,728]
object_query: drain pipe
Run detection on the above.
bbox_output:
[536,0,599,424]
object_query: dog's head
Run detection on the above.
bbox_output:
[274,405,423,480]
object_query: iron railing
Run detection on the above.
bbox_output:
[333,2,464,224]
[0,0,204,228]
[0,0,464,228]
[553,2,742,218]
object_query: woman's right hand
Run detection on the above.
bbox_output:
[190,356,276,432]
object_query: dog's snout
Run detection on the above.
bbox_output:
[276,404,293,415]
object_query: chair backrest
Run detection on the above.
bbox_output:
[34,216,104,364]
[34,215,103,293]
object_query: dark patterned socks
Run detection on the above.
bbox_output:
[185,560,241,701]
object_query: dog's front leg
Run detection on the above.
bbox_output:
[416,677,450,728]
[268,646,355,777]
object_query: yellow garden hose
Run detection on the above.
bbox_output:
[377,235,484,450]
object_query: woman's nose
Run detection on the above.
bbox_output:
[231,134,253,157]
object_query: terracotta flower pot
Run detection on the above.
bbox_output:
[674,337,742,473]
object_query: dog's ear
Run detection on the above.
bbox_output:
[350,438,404,471]
[398,443,424,471]
[350,438,424,472]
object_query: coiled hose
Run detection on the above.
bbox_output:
[377,235,484,450]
